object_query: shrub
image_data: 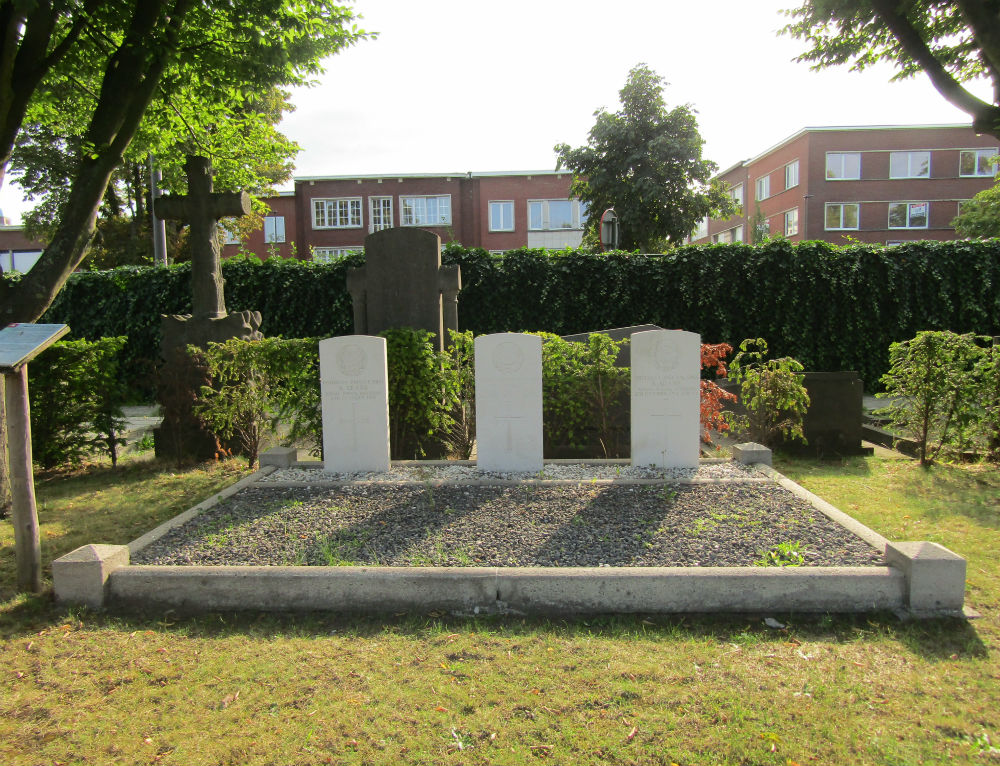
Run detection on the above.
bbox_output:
[27,336,129,468]
[877,330,987,466]
[726,338,810,448]
[441,330,476,460]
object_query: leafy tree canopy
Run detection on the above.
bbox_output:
[0,0,370,322]
[953,174,1000,238]
[781,1,1000,139]
[554,64,734,253]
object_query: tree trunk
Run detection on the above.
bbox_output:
[0,375,11,518]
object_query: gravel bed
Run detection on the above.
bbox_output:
[257,461,757,483]
[134,478,884,569]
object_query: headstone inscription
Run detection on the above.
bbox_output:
[474,333,543,472]
[152,155,263,461]
[319,335,391,473]
[346,228,461,352]
[630,329,701,468]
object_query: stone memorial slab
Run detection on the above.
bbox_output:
[319,335,390,473]
[631,329,701,468]
[475,333,543,472]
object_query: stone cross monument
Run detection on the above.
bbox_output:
[346,228,461,352]
[152,155,263,460]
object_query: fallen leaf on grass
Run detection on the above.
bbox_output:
[220,691,239,710]
[435,706,448,712]
[626,726,638,741]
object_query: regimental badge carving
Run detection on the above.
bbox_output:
[654,339,680,372]
[337,343,367,377]
[493,341,524,375]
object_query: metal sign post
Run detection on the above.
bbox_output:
[1,323,69,592]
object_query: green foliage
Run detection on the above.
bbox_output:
[953,178,1000,238]
[27,337,129,468]
[877,330,992,466]
[727,338,810,448]
[538,333,630,457]
[381,329,456,460]
[32,239,1000,397]
[754,541,805,567]
[441,330,477,460]
[554,64,734,251]
[781,2,1000,137]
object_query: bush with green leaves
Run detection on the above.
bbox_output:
[538,332,630,457]
[877,330,992,466]
[726,338,810,449]
[27,336,129,468]
[441,330,476,460]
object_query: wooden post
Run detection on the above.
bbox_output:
[5,364,41,593]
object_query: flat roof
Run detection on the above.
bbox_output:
[294,170,567,182]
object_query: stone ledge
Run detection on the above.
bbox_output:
[885,541,967,616]
[732,442,773,466]
[53,544,130,609]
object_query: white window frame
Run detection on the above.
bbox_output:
[783,207,799,237]
[729,183,744,208]
[784,160,799,190]
[691,216,709,240]
[312,246,363,263]
[826,152,861,180]
[221,220,241,245]
[889,151,930,179]
[313,197,362,229]
[527,199,587,230]
[369,196,393,233]
[888,202,929,229]
[755,175,770,201]
[959,149,998,177]
[263,215,285,243]
[825,202,860,231]
[488,200,515,232]
[400,194,452,226]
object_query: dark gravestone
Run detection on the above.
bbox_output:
[346,228,461,352]
[152,155,263,461]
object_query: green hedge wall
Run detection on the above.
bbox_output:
[27,240,1000,393]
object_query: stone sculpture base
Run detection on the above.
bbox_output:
[154,311,263,463]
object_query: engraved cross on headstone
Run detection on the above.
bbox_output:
[154,155,250,321]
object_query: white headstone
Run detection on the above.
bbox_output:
[475,333,543,472]
[630,329,701,468]
[319,335,391,473]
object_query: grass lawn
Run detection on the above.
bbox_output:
[1,451,998,765]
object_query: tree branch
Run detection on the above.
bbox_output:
[871,0,1000,134]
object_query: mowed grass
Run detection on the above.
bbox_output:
[0,452,998,765]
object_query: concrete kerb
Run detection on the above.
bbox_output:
[52,451,967,618]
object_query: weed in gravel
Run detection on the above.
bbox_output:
[319,530,371,566]
[755,541,806,567]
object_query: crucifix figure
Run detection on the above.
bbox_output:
[154,155,250,320]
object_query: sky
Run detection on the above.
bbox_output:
[0,0,992,224]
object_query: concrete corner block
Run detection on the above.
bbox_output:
[885,541,966,615]
[260,446,298,468]
[52,544,130,609]
[732,442,772,466]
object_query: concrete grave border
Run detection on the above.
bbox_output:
[53,445,968,619]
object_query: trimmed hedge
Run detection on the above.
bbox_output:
[28,240,1000,392]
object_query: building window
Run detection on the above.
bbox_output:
[784,208,799,236]
[711,225,744,244]
[959,149,998,177]
[313,198,362,229]
[755,175,770,201]
[222,221,241,245]
[313,246,362,262]
[825,203,859,230]
[527,199,587,230]
[826,152,861,180]
[489,201,515,232]
[729,183,744,208]
[691,216,708,240]
[369,197,393,232]
[785,160,799,190]
[401,195,451,226]
[263,216,285,243]
[889,151,930,179]
[733,224,744,242]
[888,202,928,229]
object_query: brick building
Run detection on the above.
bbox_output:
[0,224,44,273]
[689,124,999,246]
[225,170,586,260]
